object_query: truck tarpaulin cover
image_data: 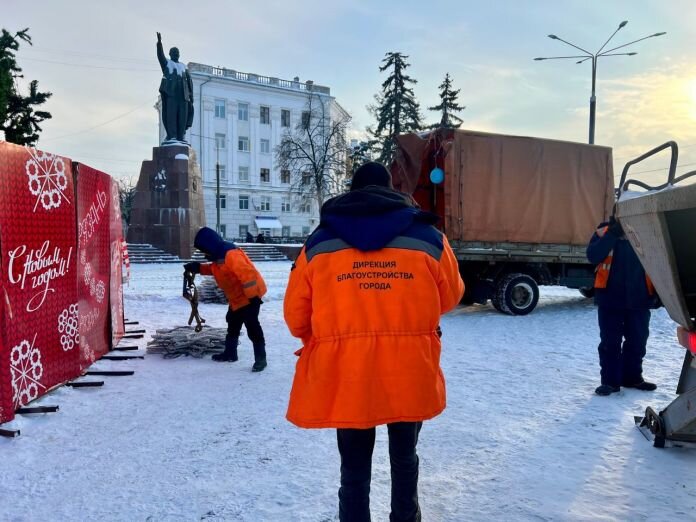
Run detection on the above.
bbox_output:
[393,129,615,245]
[75,163,112,369]
[0,142,80,423]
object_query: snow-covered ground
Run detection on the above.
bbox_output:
[2,262,696,521]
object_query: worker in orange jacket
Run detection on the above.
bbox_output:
[185,227,268,372]
[284,162,464,522]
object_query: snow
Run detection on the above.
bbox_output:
[166,60,186,77]
[2,263,696,521]
[618,185,675,202]
[174,153,189,160]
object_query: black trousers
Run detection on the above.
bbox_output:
[226,300,265,351]
[597,307,650,386]
[337,422,422,522]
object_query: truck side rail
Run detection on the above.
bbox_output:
[451,241,590,264]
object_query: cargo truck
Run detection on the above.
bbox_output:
[392,129,615,315]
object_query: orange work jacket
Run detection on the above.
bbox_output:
[200,248,267,310]
[284,232,464,429]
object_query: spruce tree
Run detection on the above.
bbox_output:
[428,73,464,129]
[369,52,422,165]
[0,28,52,145]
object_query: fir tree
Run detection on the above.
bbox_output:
[428,73,464,129]
[369,52,422,165]
[0,28,52,145]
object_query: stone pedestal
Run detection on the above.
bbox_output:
[127,144,206,259]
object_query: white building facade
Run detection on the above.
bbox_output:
[157,62,347,241]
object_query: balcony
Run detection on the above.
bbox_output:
[188,63,331,95]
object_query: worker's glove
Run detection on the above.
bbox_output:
[436,325,442,338]
[250,296,263,306]
[184,262,200,274]
[607,216,624,237]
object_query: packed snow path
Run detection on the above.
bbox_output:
[2,262,695,521]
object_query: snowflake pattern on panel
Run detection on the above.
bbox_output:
[10,336,46,408]
[58,303,80,351]
[25,148,71,212]
[81,339,95,365]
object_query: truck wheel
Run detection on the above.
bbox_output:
[491,292,506,313]
[496,273,539,315]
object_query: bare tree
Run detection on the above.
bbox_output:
[118,176,137,226]
[276,91,351,208]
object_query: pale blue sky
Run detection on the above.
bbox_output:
[5,0,696,184]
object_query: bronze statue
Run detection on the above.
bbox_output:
[157,32,194,143]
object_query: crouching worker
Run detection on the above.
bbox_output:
[284,162,464,521]
[587,215,658,396]
[184,227,268,372]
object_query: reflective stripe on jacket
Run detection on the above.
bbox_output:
[284,227,464,429]
[200,248,267,310]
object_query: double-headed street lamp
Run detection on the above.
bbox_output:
[535,21,666,144]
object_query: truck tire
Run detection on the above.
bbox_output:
[495,273,539,315]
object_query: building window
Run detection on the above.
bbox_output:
[282,226,291,237]
[239,224,249,238]
[239,195,249,210]
[281,109,290,127]
[260,168,270,183]
[238,136,249,152]
[280,169,290,184]
[216,194,226,209]
[238,166,249,182]
[301,111,310,129]
[301,201,311,213]
[260,139,270,154]
[260,196,271,211]
[217,165,227,180]
[238,103,249,121]
[220,224,227,238]
[302,226,310,236]
[215,133,226,149]
[260,106,270,124]
[302,172,312,185]
[214,99,226,119]
[281,199,291,212]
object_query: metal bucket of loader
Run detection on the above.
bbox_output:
[615,141,696,447]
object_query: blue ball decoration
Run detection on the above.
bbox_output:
[430,167,444,184]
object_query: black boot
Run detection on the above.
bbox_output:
[595,384,620,396]
[212,336,239,362]
[252,343,267,372]
[623,380,657,391]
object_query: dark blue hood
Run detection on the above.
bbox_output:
[318,187,436,251]
[193,227,237,260]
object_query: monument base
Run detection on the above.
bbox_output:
[127,144,206,259]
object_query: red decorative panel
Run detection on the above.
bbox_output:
[109,178,125,346]
[75,164,112,369]
[0,142,80,423]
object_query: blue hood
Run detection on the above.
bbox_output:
[319,187,435,251]
[193,227,237,260]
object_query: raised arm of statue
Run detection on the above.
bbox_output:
[156,33,167,74]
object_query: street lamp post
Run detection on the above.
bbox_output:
[535,21,666,144]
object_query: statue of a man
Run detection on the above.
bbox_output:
[157,32,194,143]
